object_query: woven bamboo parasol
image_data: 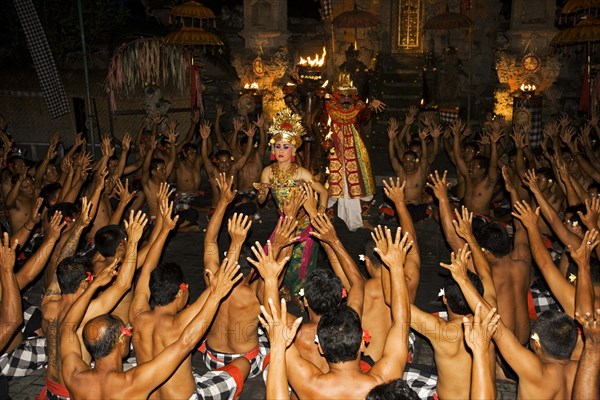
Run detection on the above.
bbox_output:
[561,0,600,14]
[332,1,380,49]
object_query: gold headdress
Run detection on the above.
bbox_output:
[333,72,358,96]
[268,109,306,148]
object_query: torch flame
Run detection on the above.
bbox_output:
[299,47,327,68]
[244,82,259,90]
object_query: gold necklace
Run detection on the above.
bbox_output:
[271,163,299,188]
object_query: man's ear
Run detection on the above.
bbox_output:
[317,342,324,356]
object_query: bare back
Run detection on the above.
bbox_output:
[206,284,260,354]
[517,361,577,400]
[362,279,391,361]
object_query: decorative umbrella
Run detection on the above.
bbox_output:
[552,17,600,113]
[424,5,472,47]
[561,0,600,14]
[163,1,223,111]
[332,1,380,49]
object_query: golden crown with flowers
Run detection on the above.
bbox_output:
[332,71,358,96]
[268,109,306,148]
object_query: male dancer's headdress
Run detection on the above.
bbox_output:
[332,72,358,96]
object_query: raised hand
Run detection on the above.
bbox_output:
[272,216,299,251]
[452,206,474,241]
[282,187,306,218]
[30,197,43,225]
[568,229,599,267]
[463,303,499,352]
[191,108,201,124]
[558,114,571,129]
[511,200,540,229]
[92,258,120,288]
[228,213,252,244]
[387,117,399,139]
[216,173,236,205]
[0,232,18,271]
[405,106,418,125]
[121,132,132,152]
[561,125,576,145]
[374,227,413,268]
[370,99,386,112]
[167,124,178,146]
[511,127,527,149]
[253,114,266,129]
[489,128,504,143]
[124,210,148,244]
[426,170,449,200]
[371,225,389,255]
[501,166,516,193]
[46,211,67,241]
[77,197,93,228]
[115,179,138,205]
[579,198,600,230]
[543,121,559,138]
[247,240,290,280]
[575,309,600,345]
[430,124,443,139]
[310,213,339,244]
[151,111,165,126]
[450,119,465,137]
[215,104,225,118]
[418,128,430,141]
[244,125,257,138]
[383,177,406,204]
[588,111,599,128]
[522,169,541,193]
[208,257,242,299]
[300,182,319,217]
[157,181,174,206]
[259,297,302,347]
[232,118,244,133]
[440,243,471,280]
[159,199,179,231]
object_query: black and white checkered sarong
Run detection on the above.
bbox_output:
[0,336,46,377]
[192,369,239,400]
[404,364,438,400]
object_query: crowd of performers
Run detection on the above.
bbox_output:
[1,74,600,399]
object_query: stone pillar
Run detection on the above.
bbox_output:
[240,0,290,49]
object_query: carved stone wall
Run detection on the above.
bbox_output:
[240,0,290,49]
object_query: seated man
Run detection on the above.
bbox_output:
[284,228,411,399]
[59,246,241,399]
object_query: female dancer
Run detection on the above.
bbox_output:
[255,109,328,298]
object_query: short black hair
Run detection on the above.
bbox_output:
[48,202,78,222]
[304,269,343,315]
[536,167,555,182]
[366,379,420,400]
[149,158,165,173]
[472,155,490,171]
[39,183,62,210]
[215,150,232,160]
[150,262,186,307]
[364,241,381,268]
[83,314,123,360]
[531,310,577,360]
[444,271,483,315]
[564,204,587,232]
[317,305,362,363]
[474,222,511,257]
[56,256,92,294]
[94,225,127,257]
[182,143,198,153]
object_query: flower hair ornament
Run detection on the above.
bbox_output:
[268,109,306,161]
[178,283,189,296]
[119,324,132,342]
[85,272,94,283]
[362,329,371,345]
[341,287,348,299]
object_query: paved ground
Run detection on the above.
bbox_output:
[5,176,517,399]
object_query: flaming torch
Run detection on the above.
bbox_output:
[297,47,327,90]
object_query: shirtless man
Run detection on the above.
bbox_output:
[0,233,21,353]
[201,123,254,207]
[453,120,502,216]
[5,169,37,233]
[142,129,176,217]
[199,174,267,378]
[173,134,204,230]
[230,115,267,193]
[59,252,241,400]
[445,248,580,399]
[40,211,145,398]
[284,228,411,399]
[130,200,250,399]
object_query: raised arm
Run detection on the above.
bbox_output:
[129,200,177,322]
[511,201,575,316]
[34,133,59,186]
[113,132,131,180]
[0,233,21,352]
[310,213,365,315]
[164,127,178,177]
[573,311,600,400]
[248,241,289,308]
[125,260,242,396]
[232,125,255,171]
[60,262,120,382]
[15,211,65,289]
[370,228,412,382]
[452,207,497,307]
[427,170,466,252]
[203,174,236,280]
[451,120,469,178]
[383,178,420,302]
[254,114,268,159]
[141,136,157,186]
[523,169,580,248]
[387,118,404,177]
[463,303,499,400]
[570,230,599,317]
[487,129,503,186]
[200,122,216,175]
